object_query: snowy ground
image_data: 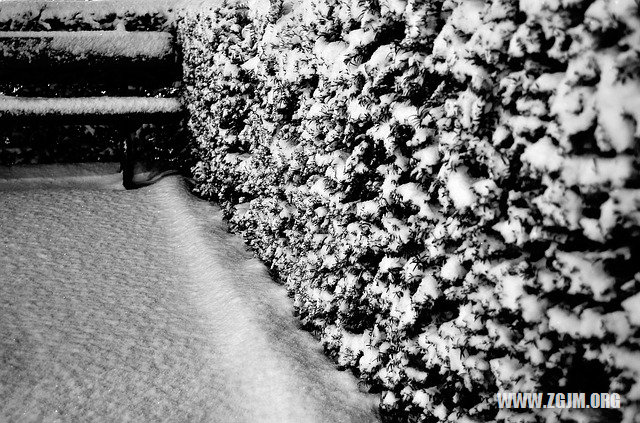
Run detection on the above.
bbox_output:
[0,163,379,422]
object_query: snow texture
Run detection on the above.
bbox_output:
[0,163,379,423]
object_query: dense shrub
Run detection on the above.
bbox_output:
[0,0,178,31]
[180,0,640,421]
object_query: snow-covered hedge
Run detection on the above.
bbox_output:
[0,0,179,31]
[179,0,640,421]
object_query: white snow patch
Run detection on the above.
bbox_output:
[413,274,440,301]
[446,167,476,209]
[547,307,606,339]
[622,293,640,326]
[441,256,466,281]
[449,0,484,34]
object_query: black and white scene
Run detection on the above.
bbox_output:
[0,0,639,422]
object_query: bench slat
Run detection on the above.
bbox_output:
[0,96,183,123]
[0,31,175,62]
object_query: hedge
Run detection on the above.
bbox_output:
[179,0,640,421]
[0,0,179,32]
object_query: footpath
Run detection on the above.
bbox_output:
[0,163,379,423]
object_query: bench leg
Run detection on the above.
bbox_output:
[122,125,138,190]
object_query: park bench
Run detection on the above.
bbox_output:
[0,30,184,189]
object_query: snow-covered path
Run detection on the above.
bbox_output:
[0,164,379,422]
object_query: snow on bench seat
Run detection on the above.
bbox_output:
[0,96,182,122]
[0,31,175,64]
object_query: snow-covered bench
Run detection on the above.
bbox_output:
[0,30,183,188]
